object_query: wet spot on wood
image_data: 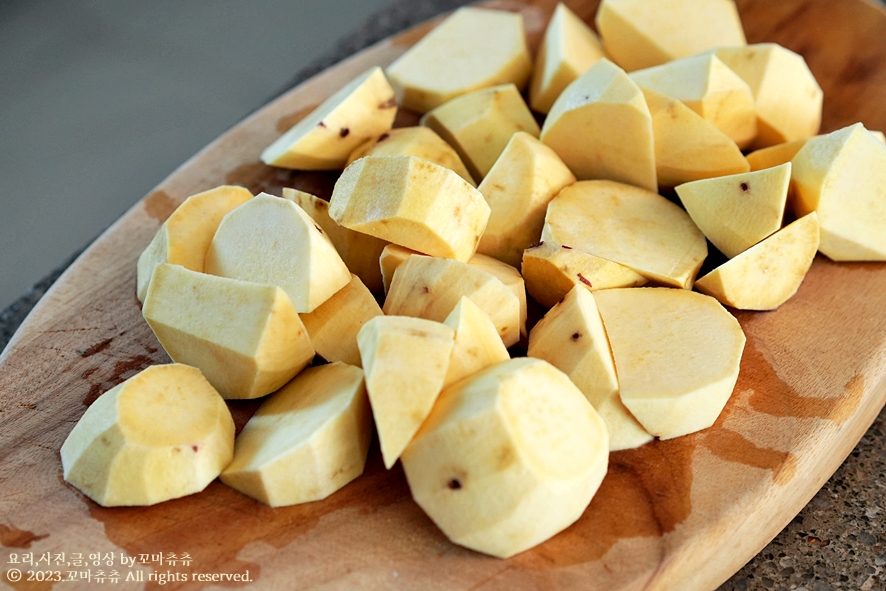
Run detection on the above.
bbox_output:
[0,524,49,549]
[77,337,113,358]
[225,162,339,200]
[225,161,278,195]
[700,428,797,485]
[143,190,177,222]
[111,355,154,382]
[80,367,99,379]
[515,437,694,568]
[742,335,863,424]
[275,103,320,133]
[83,383,103,406]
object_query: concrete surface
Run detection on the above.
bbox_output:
[0,0,393,311]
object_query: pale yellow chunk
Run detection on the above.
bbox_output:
[385,7,531,113]
[695,213,820,310]
[143,264,314,400]
[541,59,656,191]
[746,139,807,171]
[542,180,708,288]
[357,316,455,468]
[629,54,756,148]
[477,132,575,267]
[61,364,234,507]
[596,0,746,72]
[329,155,490,262]
[283,188,388,294]
[713,44,823,148]
[676,163,790,258]
[262,67,396,170]
[643,88,748,187]
[379,247,528,336]
[420,84,540,181]
[529,287,652,450]
[299,274,383,367]
[595,288,745,439]
[521,241,647,308]
[379,243,421,294]
[402,357,608,558]
[384,254,524,348]
[529,3,605,114]
[443,297,510,387]
[136,185,253,302]
[220,363,372,507]
[205,194,351,313]
[465,254,528,341]
[791,123,886,260]
[346,126,475,186]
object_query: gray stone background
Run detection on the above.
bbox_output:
[0,0,393,311]
[1,1,885,590]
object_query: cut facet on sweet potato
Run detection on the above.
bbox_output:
[220,362,372,507]
[595,288,745,439]
[262,66,396,170]
[385,7,531,113]
[695,213,820,310]
[357,316,455,469]
[329,155,489,263]
[542,180,707,288]
[61,364,234,507]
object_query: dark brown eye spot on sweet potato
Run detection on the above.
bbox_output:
[741,182,749,192]
[423,286,430,294]
[578,273,592,287]
[340,127,350,138]
[318,121,327,128]
[314,223,324,234]
[447,479,462,490]
[528,241,544,249]
[378,132,390,142]
[572,332,581,341]
[561,245,572,249]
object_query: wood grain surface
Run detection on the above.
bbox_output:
[2,1,886,590]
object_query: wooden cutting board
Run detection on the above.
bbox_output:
[2,0,886,589]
